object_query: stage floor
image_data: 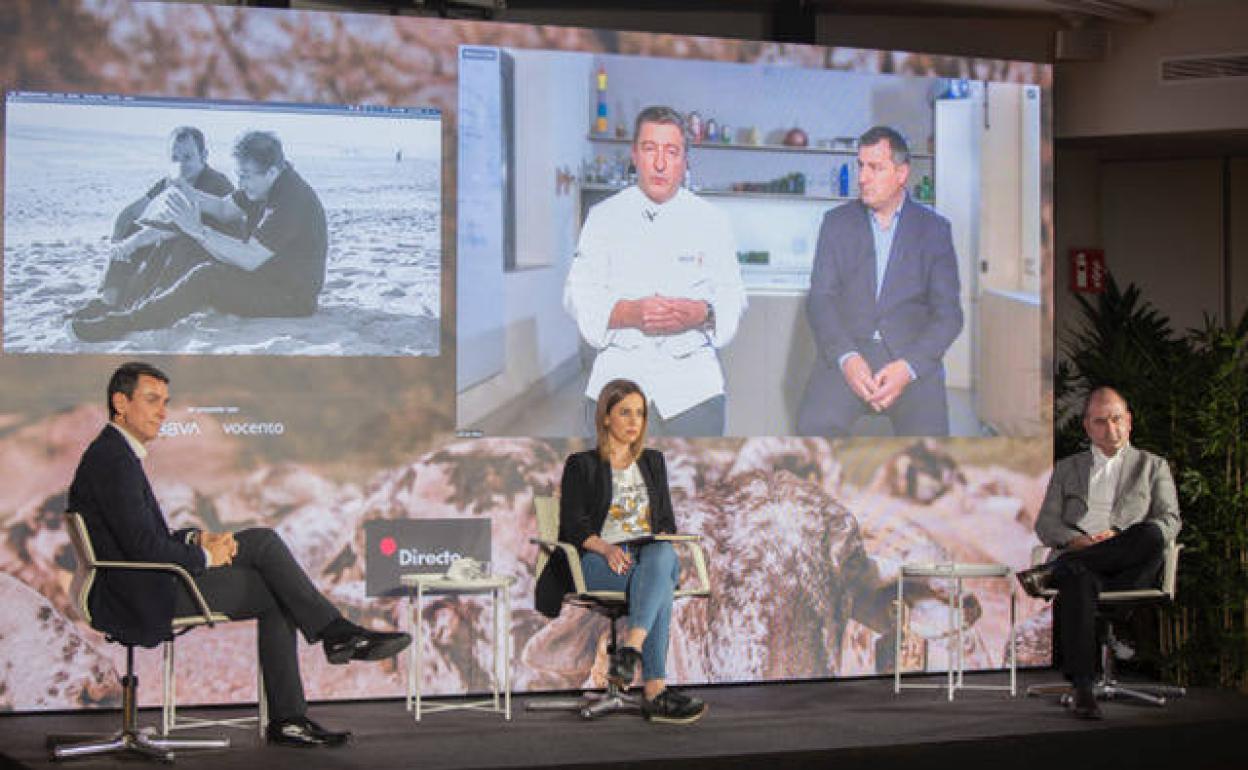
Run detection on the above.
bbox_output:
[4,670,1246,770]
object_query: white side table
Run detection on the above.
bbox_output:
[401,573,516,721]
[893,562,1017,700]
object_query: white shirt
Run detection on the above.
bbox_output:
[600,463,652,545]
[110,422,149,459]
[1085,444,1125,536]
[564,186,747,419]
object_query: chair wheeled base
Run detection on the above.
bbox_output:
[50,647,229,763]
[527,681,643,720]
[527,609,642,720]
[1028,679,1187,707]
[51,726,229,764]
[1027,614,1186,707]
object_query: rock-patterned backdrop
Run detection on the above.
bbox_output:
[0,404,1053,710]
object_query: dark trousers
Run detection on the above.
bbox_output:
[173,528,341,721]
[108,237,314,330]
[797,339,950,437]
[100,241,213,312]
[1050,522,1166,681]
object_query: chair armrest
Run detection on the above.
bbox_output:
[530,534,712,598]
[664,537,711,597]
[1160,543,1183,599]
[529,538,592,594]
[94,559,217,627]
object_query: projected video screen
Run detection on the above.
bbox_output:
[0,0,1055,715]
[4,92,442,357]
[457,48,1044,439]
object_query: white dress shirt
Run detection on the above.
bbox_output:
[1084,444,1125,536]
[110,421,149,459]
[564,185,747,419]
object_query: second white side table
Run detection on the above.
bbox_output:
[402,573,516,721]
[893,561,1017,701]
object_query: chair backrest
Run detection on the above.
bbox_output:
[533,495,559,580]
[64,513,97,626]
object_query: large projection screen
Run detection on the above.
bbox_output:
[0,0,1054,712]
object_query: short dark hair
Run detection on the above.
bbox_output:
[595,379,647,463]
[858,126,911,166]
[107,362,169,420]
[170,126,207,156]
[633,105,688,152]
[233,130,285,172]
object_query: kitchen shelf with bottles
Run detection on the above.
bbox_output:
[582,133,936,205]
[587,133,933,160]
[581,181,859,203]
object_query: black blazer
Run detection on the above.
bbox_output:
[67,425,206,647]
[535,448,676,618]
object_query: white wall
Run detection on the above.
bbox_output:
[457,50,588,428]
[1055,2,1248,139]
[1052,147,1103,361]
[1101,158,1225,333]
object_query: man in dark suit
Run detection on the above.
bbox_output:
[1018,387,1181,719]
[67,362,410,747]
[797,126,963,436]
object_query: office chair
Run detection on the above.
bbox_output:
[52,513,247,761]
[1026,541,1186,706]
[526,495,711,719]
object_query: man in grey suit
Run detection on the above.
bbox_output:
[797,126,963,436]
[1018,386,1181,719]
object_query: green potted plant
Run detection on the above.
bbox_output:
[1056,276,1248,690]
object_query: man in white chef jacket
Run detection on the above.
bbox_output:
[564,105,747,436]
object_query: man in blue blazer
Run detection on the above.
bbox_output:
[68,362,410,747]
[797,126,963,436]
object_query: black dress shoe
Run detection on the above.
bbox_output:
[608,646,643,689]
[1071,686,1103,720]
[266,717,351,748]
[1015,565,1055,599]
[324,627,412,664]
[303,718,352,746]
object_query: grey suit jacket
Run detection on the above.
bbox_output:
[1035,445,1181,551]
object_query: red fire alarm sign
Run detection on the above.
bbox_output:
[1070,249,1106,294]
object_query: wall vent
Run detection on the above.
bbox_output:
[1055,28,1111,61]
[1160,53,1248,83]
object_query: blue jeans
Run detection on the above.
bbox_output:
[580,540,680,681]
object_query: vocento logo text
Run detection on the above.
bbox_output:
[220,422,285,436]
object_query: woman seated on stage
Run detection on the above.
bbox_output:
[539,378,707,724]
